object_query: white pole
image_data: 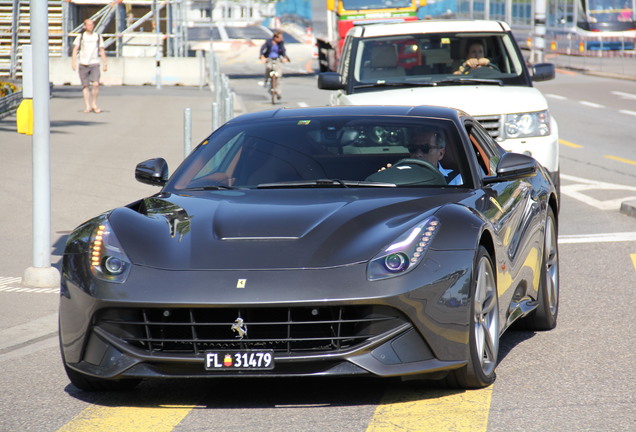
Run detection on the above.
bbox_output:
[154,0,162,89]
[532,0,547,64]
[184,107,192,158]
[23,1,60,287]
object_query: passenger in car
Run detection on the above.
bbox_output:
[453,40,496,75]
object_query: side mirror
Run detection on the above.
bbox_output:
[483,152,538,184]
[135,158,169,186]
[318,72,345,90]
[532,63,555,82]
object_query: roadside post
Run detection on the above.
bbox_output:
[22,0,60,288]
[184,107,192,157]
[532,0,547,63]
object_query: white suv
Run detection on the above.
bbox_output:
[318,20,559,191]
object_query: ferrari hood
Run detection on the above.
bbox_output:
[108,189,472,270]
[338,86,548,116]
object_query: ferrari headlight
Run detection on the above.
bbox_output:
[503,110,550,139]
[367,216,440,281]
[89,222,131,283]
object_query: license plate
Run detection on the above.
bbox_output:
[205,350,275,370]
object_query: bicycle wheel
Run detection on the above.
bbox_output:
[270,75,278,104]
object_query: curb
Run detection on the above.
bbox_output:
[556,66,636,81]
[620,199,636,218]
[582,70,636,81]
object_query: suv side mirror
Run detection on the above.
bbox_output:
[135,158,169,186]
[318,72,346,90]
[532,63,555,82]
[483,152,538,184]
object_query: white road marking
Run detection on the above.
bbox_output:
[0,276,58,294]
[611,91,636,100]
[559,232,636,244]
[560,174,636,211]
[0,276,21,285]
[546,94,567,100]
[579,100,605,109]
[619,110,636,117]
[297,102,309,107]
[0,286,58,294]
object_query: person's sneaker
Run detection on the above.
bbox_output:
[276,93,282,100]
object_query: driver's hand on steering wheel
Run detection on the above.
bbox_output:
[464,57,490,69]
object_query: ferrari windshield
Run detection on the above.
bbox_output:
[168,116,468,190]
[349,32,526,86]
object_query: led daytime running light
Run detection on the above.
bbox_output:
[90,225,106,270]
[88,222,131,283]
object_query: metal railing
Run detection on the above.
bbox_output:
[208,47,234,130]
[0,90,22,119]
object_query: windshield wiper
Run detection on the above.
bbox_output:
[181,185,238,191]
[257,179,397,189]
[432,78,503,86]
[353,81,436,90]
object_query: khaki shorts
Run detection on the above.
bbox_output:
[79,64,100,87]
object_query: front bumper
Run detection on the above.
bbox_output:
[60,250,474,381]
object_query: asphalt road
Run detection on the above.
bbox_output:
[1,61,635,431]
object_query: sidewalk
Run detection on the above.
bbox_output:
[0,85,221,280]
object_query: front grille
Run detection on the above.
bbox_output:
[96,306,407,356]
[474,115,502,140]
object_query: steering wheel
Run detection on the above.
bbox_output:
[392,158,447,185]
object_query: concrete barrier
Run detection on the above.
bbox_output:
[49,57,206,86]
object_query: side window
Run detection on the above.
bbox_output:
[466,122,499,176]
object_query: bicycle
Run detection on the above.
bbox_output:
[265,58,282,104]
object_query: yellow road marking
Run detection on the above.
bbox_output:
[56,404,196,432]
[559,139,583,148]
[604,155,636,166]
[367,385,493,432]
[631,254,636,270]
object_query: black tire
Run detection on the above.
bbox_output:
[270,75,278,104]
[524,206,559,330]
[448,246,499,389]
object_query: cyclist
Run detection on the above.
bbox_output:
[259,30,290,100]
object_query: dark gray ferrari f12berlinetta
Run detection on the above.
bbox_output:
[59,105,559,391]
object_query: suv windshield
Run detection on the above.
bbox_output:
[167,116,468,191]
[351,32,527,86]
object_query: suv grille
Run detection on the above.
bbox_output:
[96,306,408,356]
[474,115,502,140]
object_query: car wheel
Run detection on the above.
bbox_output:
[448,246,499,389]
[524,206,559,330]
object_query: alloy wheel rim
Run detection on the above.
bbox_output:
[545,216,559,315]
[474,256,499,376]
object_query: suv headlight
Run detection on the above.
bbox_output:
[89,222,131,283]
[367,216,440,281]
[503,110,550,139]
